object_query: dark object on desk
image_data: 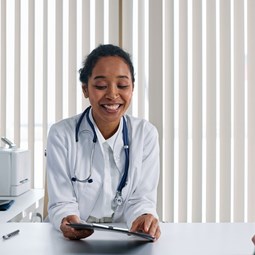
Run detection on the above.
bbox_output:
[68,223,155,242]
[2,229,20,240]
[0,200,14,211]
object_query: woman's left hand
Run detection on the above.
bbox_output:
[252,235,255,245]
[130,213,161,241]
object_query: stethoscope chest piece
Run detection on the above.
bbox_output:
[112,191,123,208]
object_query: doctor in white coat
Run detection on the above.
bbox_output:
[46,44,161,241]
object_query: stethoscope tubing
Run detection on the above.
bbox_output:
[74,106,129,198]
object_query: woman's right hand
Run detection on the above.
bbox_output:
[60,215,94,240]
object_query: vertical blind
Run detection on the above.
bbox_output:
[0,0,255,223]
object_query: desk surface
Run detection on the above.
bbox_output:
[1,222,254,255]
[0,189,44,223]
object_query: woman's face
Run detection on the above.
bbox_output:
[83,56,133,134]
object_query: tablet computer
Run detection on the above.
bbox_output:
[0,200,14,211]
[67,223,155,241]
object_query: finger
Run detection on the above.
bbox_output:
[252,235,255,245]
[143,216,155,233]
[146,218,159,236]
[130,218,142,232]
[73,229,94,239]
[60,215,80,230]
[130,214,155,233]
[60,224,77,239]
[60,216,78,234]
[153,226,161,241]
[60,218,70,233]
[68,229,94,240]
[65,215,80,224]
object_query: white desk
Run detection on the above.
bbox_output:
[0,189,44,223]
[0,222,254,255]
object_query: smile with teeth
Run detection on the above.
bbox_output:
[103,104,121,110]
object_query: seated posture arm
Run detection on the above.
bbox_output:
[46,44,161,241]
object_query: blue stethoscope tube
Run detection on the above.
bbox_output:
[72,106,130,207]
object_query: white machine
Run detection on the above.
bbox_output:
[0,137,31,196]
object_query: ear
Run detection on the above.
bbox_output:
[82,84,89,98]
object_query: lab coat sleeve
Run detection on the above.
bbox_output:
[46,122,80,231]
[124,123,160,228]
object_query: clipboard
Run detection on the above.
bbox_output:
[67,223,155,241]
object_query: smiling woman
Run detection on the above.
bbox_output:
[46,44,161,241]
[79,44,135,139]
[81,57,133,138]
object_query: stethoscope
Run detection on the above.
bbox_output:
[71,106,129,208]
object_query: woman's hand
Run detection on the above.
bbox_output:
[60,215,94,240]
[130,214,161,241]
[252,234,255,245]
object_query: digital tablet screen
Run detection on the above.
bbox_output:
[67,223,155,241]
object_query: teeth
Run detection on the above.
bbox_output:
[104,104,120,110]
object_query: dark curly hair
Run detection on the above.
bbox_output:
[79,44,135,86]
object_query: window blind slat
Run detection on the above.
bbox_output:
[68,0,77,116]
[206,0,217,222]
[121,0,133,50]
[178,0,188,222]
[121,0,133,114]
[95,0,104,45]
[43,0,48,185]
[148,0,163,220]
[163,0,174,222]
[0,0,7,140]
[14,0,21,146]
[137,0,146,118]
[28,0,35,187]
[192,0,203,222]
[247,0,255,222]
[233,0,245,222]
[55,0,63,121]
[219,0,231,222]
[108,0,119,45]
[81,0,91,110]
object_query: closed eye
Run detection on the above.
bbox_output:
[118,84,129,89]
[94,85,107,90]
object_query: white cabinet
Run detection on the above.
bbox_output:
[0,189,44,223]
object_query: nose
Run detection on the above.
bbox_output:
[106,85,119,100]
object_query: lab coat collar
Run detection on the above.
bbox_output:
[77,108,124,149]
[76,108,126,171]
[90,112,125,172]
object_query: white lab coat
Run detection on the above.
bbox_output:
[46,111,160,231]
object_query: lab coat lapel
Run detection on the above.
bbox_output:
[113,126,125,174]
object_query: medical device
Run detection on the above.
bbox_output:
[0,137,31,196]
[71,106,129,207]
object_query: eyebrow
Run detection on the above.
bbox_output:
[93,75,130,80]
